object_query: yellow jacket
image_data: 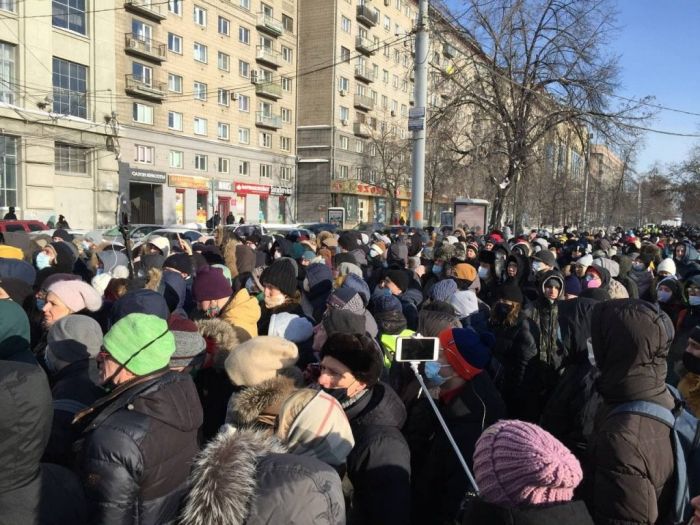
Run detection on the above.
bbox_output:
[220,288,261,338]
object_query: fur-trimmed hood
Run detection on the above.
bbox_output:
[225,375,300,429]
[196,318,250,369]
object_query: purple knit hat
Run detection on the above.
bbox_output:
[192,265,233,301]
[473,420,583,508]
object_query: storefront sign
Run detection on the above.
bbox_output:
[331,180,387,196]
[234,182,271,196]
[128,167,166,184]
[270,185,293,196]
[217,180,233,191]
[168,174,209,190]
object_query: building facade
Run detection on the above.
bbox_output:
[0,0,119,229]
[115,0,298,226]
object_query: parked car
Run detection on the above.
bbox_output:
[102,224,162,243]
[0,220,48,233]
[223,224,265,239]
[144,228,206,245]
[297,222,340,235]
[352,222,386,234]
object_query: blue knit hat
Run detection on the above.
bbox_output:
[430,279,458,302]
[305,262,332,289]
[372,294,403,314]
[564,274,582,296]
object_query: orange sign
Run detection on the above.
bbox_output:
[331,180,387,196]
[169,174,209,190]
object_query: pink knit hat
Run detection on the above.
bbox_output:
[473,420,582,508]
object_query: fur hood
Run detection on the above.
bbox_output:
[226,375,299,429]
[223,238,239,279]
[196,318,250,369]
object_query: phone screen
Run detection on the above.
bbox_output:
[397,337,438,362]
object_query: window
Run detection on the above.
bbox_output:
[338,77,349,92]
[394,49,400,63]
[239,161,249,175]
[339,106,349,121]
[132,103,153,124]
[260,164,272,178]
[54,142,88,174]
[193,5,207,26]
[167,73,182,93]
[282,46,293,63]
[281,107,292,123]
[260,132,272,148]
[168,111,183,130]
[132,62,152,86]
[338,165,348,179]
[339,136,349,150]
[383,70,389,83]
[194,154,207,171]
[239,127,250,144]
[52,0,86,35]
[132,19,153,45]
[218,16,230,35]
[168,0,182,15]
[193,42,208,63]
[169,150,183,168]
[239,26,250,44]
[240,0,250,9]
[281,77,292,92]
[193,81,207,101]
[281,166,292,181]
[355,167,363,180]
[384,43,390,57]
[167,33,182,54]
[340,46,350,63]
[218,122,230,140]
[280,136,291,151]
[355,140,364,153]
[52,57,87,118]
[341,16,351,32]
[239,60,250,78]
[261,2,273,16]
[193,117,208,135]
[218,88,230,106]
[282,14,293,33]
[217,157,230,173]
[381,95,388,109]
[391,99,398,113]
[0,42,16,104]
[135,144,154,164]
[0,0,16,12]
[392,74,399,88]
[218,51,230,71]
[370,89,377,102]
[238,94,250,112]
[401,104,407,117]
[0,135,17,207]
[396,0,402,9]
[383,15,391,31]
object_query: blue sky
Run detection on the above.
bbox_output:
[443,0,700,171]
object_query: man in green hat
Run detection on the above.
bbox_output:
[75,313,203,524]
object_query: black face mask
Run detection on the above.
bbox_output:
[494,302,514,322]
[322,386,349,404]
[683,352,700,375]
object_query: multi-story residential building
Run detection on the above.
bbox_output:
[0,0,119,228]
[116,0,297,225]
[588,142,624,225]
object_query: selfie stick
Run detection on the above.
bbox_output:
[409,362,480,494]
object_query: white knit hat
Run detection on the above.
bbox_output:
[657,258,676,276]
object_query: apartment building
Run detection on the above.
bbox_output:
[0,0,119,229]
[116,0,298,225]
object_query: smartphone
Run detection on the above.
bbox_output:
[395,336,440,362]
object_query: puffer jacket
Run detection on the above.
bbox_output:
[461,498,594,525]
[0,300,52,525]
[587,299,675,525]
[221,287,261,338]
[344,383,411,525]
[75,370,203,525]
[180,427,345,525]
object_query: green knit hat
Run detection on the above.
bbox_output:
[103,313,175,376]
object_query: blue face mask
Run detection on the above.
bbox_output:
[36,298,46,311]
[96,268,105,276]
[36,252,52,270]
[424,361,451,387]
[432,264,443,275]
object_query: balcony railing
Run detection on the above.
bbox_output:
[353,121,371,138]
[256,12,283,36]
[255,82,283,99]
[255,111,282,129]
[354,65,375,83]
[354,93,374,111]
[355,35,375,56]
[256,46,280,67]
[124,33,166,62]
[124,0,166,22]
[356,5,378,27]
[125,74,165,101]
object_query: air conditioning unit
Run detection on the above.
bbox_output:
[341,119,349,126]
[339,89,347,97]
[231,92,239,101]
[390,110,396,117]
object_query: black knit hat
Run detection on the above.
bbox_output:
[532,250,556,268]
[321,332,383,386]
[497,282,524,304]
[338,231,359,251]
[385,269,409,293]
[322,309,366,335]
[261,258,298,297]
[478,250,496,266]
[333,252,357,268]
[164,253,192,275]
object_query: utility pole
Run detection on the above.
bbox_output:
[409,0,429,228]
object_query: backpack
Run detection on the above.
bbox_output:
[609,385,700,524]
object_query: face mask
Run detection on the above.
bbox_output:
[322,386,349,404]
[36,252,52,270]
[657,290,672,303]
[432,264,443,275]
[96,268,105,276]
[205,305,221,318]
[478,267,489,279]
[273,251,282,260]
[585,275,601,289]
[265,293,286,309]
[424,361,451,387]
[532,262,544,273]
[683,352,700,375]
[494,302,514,321]
[689,296,700,307]
[36,298,46,311]
[632,262,645,271]
[370,248,381,258]
[586,338,596,367]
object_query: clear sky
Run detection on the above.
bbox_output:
[443,0,700,172]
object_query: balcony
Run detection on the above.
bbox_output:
[256,12,283,37]
[354,93,374,111]
[124,34,166,63]
[124,0,166,22]
[125,74,165,102]
[256,112,282,129]
[356,5,378,27]
[354,65,375,83]
[355,35,375,56]
[256,46,280,68]
[255,81,283,100]
[353,121,372,138]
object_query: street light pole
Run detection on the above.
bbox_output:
[410,0,429,228]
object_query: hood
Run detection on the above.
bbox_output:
[537,270,565,301]
[97,250,128,273]
[0,258,36,285]
[347,382,407,429]
[109,289,169,328]
[448,289,479,318]
[505,253,530,286]
[350,248,368,267]
[162,270,187,315]
[52,241,77,272]
[557,297,600,360]
[656,276,684,304]
[593,257,619,278]
[364,310,379,338]
[592,299,673,404]
[401,285,423,307]
[133,371,203,432]
[341,273,371,305]
[226,375,298,430]
[222,287,262,338]
[196,317,250,369]
[0,299,31,360]
[614,254,633,277]
[588,264,611,289]
[181,426,286,525]
[675,240,700,265]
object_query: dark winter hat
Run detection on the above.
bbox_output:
[46,315,103,372]
[109,289,169,328]
[439,327,490,381]
[261,258,298,297]
[430,279,458,302]
[478,250,496,266]
[163,253,192,275]
[327,288,365,315]
[532,250,556,267]
[341,274,371,305]
[0,277,33,309]
[333,252,357,268]
[305,262,332,289]
[371,294,403,314]
[0,258,36,285]
[322,308,366,335]
[52,228,74,242]
[193,265,233,302]
[320,333,383,386]
[168,316,206,369]
[497,282,524,304]
[385,269,409,293]
[564,274,582,296]
[418,305,461,337]
[338,231,359,251]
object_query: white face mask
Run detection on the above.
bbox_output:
[532,261,544,273]
[657,290,672,303]
[478,266,489,279]
[689,296,700,307]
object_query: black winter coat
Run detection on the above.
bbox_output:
[345,383,412,525]
[76,370,203,525]
[461,499,594,525]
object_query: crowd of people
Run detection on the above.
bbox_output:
[1,221,700,525]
